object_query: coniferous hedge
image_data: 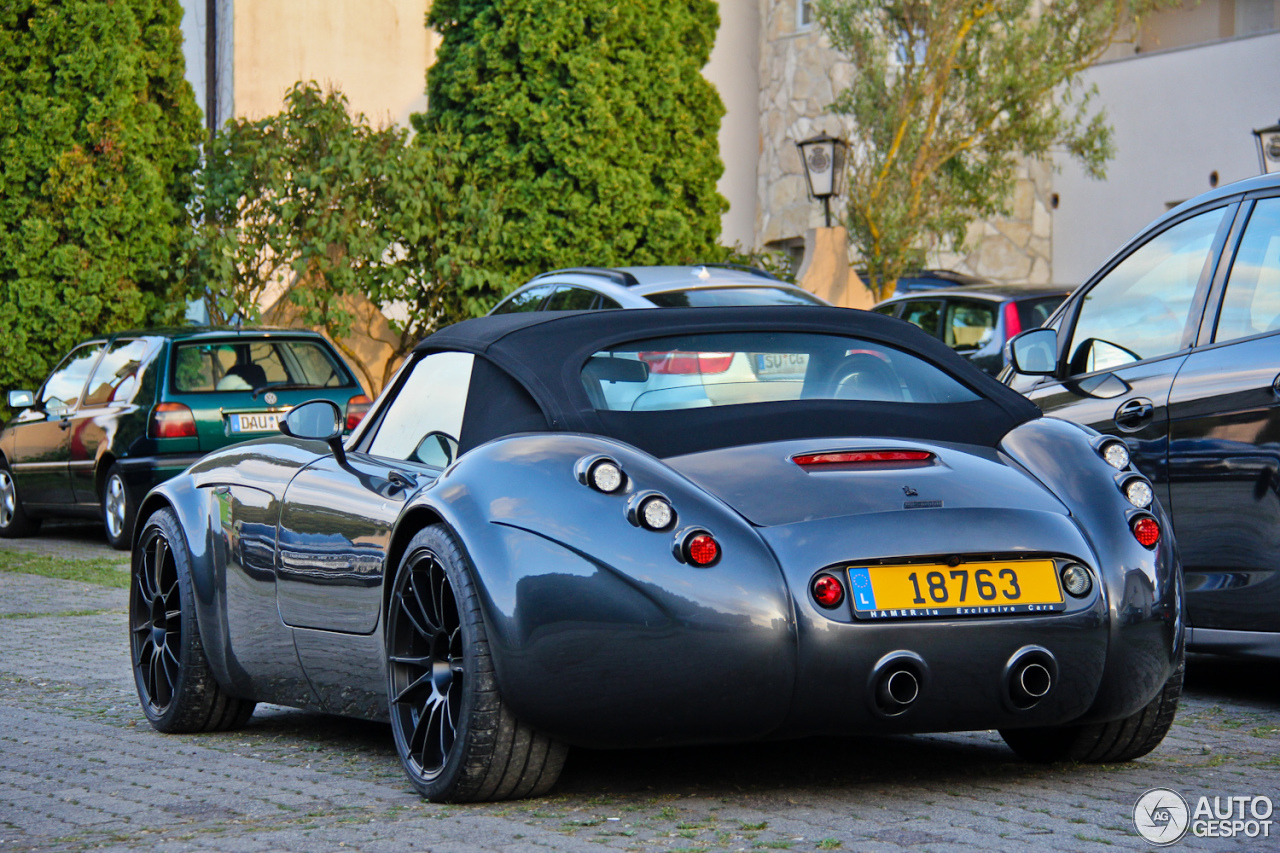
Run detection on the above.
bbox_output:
[416,0,728,285]
[0,0,202,393]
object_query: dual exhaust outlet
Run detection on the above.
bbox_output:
[870,646,1058,717]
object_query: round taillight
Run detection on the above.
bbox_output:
[1124,478,1154,509]
[1132,516,1160,548]
[1100,440,1130,470]
[639,496,674,531]
[812,574,845,608]
[589,459,625,493]
[685,532,720,567]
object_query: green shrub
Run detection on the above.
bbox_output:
[417,0,728,286]
[0,0,202,395]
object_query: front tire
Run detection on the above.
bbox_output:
[1000,653,1184,763]
[0,461,40,538]
[102,464,135,551]
[387,524,567,802]
[130,507,256,732]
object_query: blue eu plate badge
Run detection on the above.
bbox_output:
[848,567,877,611]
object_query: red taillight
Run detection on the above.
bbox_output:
[793,450,934,467]
[150,402,196,439]
[685,532,720,566]
[1003,301,1023,339]
[638,351,734,375]
[346,394,372,431]
[1132,516,1160,548]
[812,574,845,608]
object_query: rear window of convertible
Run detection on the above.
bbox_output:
[581,332,979,412]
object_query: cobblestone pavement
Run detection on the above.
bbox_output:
[1,561,1277,852]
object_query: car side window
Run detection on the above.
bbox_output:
[1213,198,1280,344]
[898,300,942,337]
[84,338,157,406]
[596,294,623,310]
[491,285,552,314]
[39,343,104,412]
[871,304,898,317]
[544,286,599,311]
[368,352,474,468]
[1067,207,1226,374]
[943,300,997,351]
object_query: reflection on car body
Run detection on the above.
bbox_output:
[1004,172,1280,659]
[128,306,1183,803]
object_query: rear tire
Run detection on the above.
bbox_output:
[102,464,135,551]
[1000,652,1184,763]
[387,524,567,802]
[129,507,256,732]
[0,461,40,538]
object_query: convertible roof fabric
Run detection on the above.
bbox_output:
[417,307,1042,457]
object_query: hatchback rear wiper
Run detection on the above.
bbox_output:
[251,382,324,400]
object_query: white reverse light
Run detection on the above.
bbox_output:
[640,496,674,531]
[1101,441,1130,470]
[590,460,625,493]
[1124,479,1154,509]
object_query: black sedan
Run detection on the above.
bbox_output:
[1005,171,1280,660]
[874,284,1069,375]
[129,307,1182,802]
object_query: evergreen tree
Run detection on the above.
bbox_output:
[416,0,727,285]
[0,0,202,393]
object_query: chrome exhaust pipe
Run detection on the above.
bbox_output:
[1005,647,1057,709]
[875,668,920,714]
[1018,662,1052,699]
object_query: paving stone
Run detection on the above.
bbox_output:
[1,547,1278,852]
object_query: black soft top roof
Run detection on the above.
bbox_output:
[417,307,1041,456]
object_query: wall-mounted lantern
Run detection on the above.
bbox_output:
[1254,120,1280,175]
[796,132,847,227]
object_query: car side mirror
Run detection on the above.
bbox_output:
[1007,328,1058,376]
[7,390,34,409]
[412,432,458,469]
[280,399,347,464]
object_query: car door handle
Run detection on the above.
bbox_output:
[1115,398,1155,429]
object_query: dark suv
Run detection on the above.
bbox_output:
[1,328,368,549]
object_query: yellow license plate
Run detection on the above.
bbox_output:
[847,559,1064,620]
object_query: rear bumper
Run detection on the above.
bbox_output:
[115,454,204,494]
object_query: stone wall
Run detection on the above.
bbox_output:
[755,0,1056,285]
[755,0,854,248]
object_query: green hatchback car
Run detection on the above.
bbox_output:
[0,328,369,549]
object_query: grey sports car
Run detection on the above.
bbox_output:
[128,306,1183,802]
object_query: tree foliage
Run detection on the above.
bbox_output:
[186,83,506,393]
[0,0,202,394]
[418,0,728,285]
[816,0,1174,300]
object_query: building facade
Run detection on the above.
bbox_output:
[177,0,1280,289]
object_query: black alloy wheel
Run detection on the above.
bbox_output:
[387,525,567,802]
[388,545,465,783]
[129,508,255,732]
[132,525,182,716]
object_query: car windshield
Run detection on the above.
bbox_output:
[646,287,825,307]
[582,332,978,412]
[173,339,349,393]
